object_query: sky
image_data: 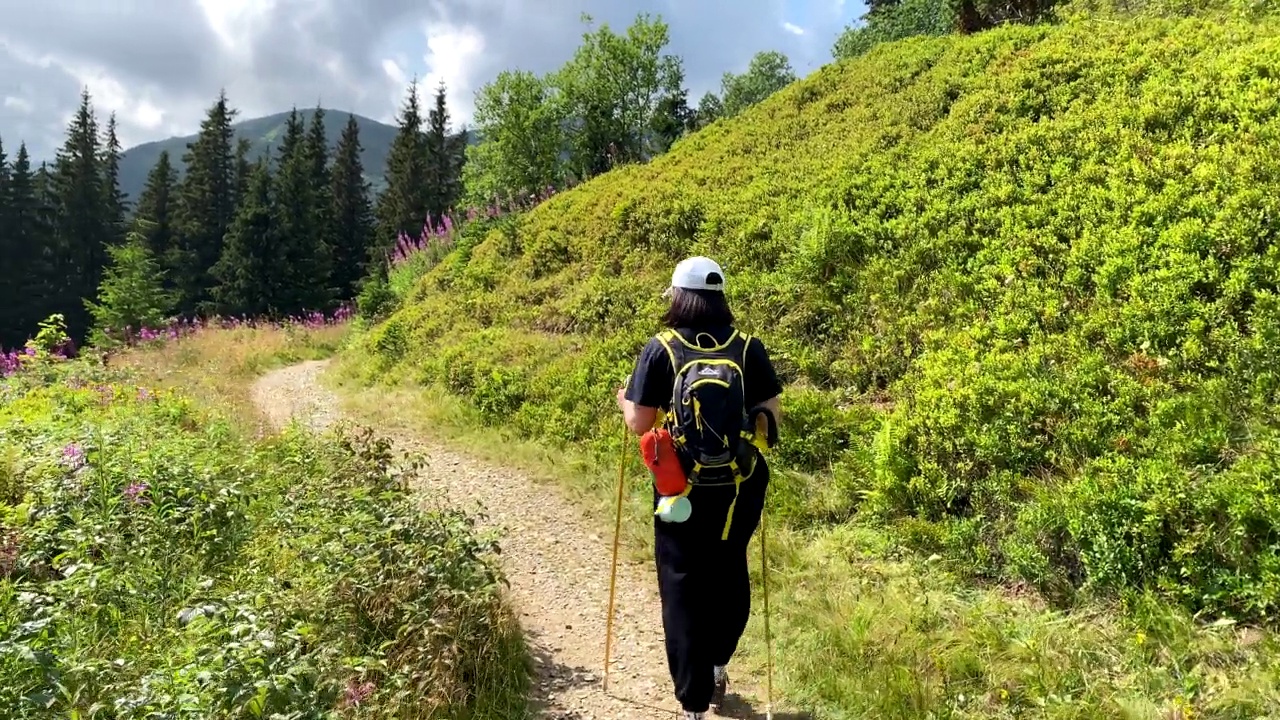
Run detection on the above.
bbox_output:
[0,0,864,162]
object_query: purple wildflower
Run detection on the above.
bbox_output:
[341,680,376,708]
[62,443,86,470]
[123,481,151,505]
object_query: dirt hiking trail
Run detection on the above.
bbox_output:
[251,360,790,720]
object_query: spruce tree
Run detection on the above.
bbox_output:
[171,90,238,316]
[233,137,253,209]
[100,113,128,244]
[85,230,175,345]
[51,89,108,342]
[212,159,278,317]
[0,137,13,346]
[330,113,376,299]
[424,81,466,230]
[306,106,335,285]
[133,151,179,285]
[376,83,431,262]
[0,136,10,268]
[272,108,333,314]
[1,146,55,347]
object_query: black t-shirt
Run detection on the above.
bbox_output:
[625,325,783,413]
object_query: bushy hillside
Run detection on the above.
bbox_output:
[362,14,1280,622]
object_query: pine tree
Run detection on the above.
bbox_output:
[0,136,10,261]
[272,108,333,314]
[212,159,278,317]
[233,137,253,209]
[305,106,335,286]
[100,113,128,244]
[171,90,238,316]
[651,81,693,155]
[0,136,14,345]
[424,81,466,230]
[133,151,179,284]
[51,89,109,342]
[85,230,175,346]
[376,83,431,263]
[330,113,376,299]
[1,147,58,348]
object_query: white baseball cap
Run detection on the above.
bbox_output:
[665,256,725,296]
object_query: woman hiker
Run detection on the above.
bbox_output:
[615,256,783,719]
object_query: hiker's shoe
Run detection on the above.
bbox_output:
[710,666,728,710]
[683,712,706,720]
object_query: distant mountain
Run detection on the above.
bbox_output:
[118,108,474,204]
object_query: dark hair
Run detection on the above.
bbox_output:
[661,287,735,329]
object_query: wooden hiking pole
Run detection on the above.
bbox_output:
[603,419,629,693]
[761,495,774,720]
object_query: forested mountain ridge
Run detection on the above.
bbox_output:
[116,108,475,202]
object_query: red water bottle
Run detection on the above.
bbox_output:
[641,426,688,496]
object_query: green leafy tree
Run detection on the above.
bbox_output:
[212,160,278,317]
[171,91,239,316]
[692,92,725,130]
[833,0,956,59]
[649,65,694,154]
[553,13,684,178]
[463,70,566,209]
[85,230,175,345]
[720,51,797,117]
[330,114,377,299]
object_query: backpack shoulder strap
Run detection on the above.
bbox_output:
[655,329,681,372]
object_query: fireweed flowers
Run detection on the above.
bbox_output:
[123,481,151,506]
[61,442,86,471]
[1,305,356,381]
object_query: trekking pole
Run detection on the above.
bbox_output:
[603,418,629,693]
[761,492,774,720]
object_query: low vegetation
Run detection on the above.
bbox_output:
[346,10,1280,718]
[0,322,528,718]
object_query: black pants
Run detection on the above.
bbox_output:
[653,458,770,713]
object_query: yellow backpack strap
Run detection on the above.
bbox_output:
[720,461,747,541]
[655,330,679,366]
[655,330,681,415]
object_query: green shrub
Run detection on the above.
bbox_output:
[0,359,527,718]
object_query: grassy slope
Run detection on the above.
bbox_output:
[349,13,1280,719]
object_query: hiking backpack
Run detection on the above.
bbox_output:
[654,329,757,484]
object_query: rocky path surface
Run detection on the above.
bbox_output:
[251,360,779,720]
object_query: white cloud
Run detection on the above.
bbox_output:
[196,0,276,53]
[783,21,806,35]
[4,96,33,113]
[411,23,486,128]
